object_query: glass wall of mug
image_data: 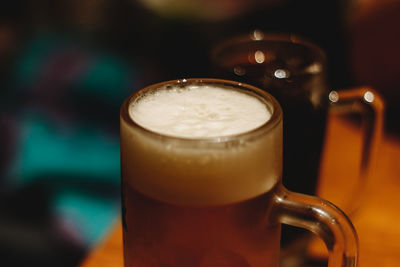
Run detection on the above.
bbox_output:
[120,78,358,267]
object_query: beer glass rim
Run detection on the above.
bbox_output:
[211,30,327,64]
[120,78,282,143]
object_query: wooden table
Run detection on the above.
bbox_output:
[80,114,400,267]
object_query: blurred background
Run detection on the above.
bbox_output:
[0,0,399,266]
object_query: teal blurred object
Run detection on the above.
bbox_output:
[9,114,121,245]
[53,186,121,247]
[12,114,120,185]
[0,33,138,265]
[14,34,134,106]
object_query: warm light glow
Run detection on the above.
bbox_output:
[274,69,289,79]
[233,66,246,76]
[251,29,264,41]
[364,91,374,103]
[254,50,265,63]
[305,63,322,74]
[329,91,339,103]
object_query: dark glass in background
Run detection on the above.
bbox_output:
[211,33,329,198]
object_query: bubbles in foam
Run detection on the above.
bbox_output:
[129,85,271,138]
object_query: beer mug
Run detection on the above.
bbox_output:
[120,78,358,267]
[210,32,383,251]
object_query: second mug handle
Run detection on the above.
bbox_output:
[324,87,384,215]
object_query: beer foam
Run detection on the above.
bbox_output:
[129,85,271,138]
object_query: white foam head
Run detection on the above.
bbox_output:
[121,82,282,206]
[129,84,271,138]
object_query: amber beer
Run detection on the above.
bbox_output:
[120,79,358,267]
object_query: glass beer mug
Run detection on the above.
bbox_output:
[211,32,383,258]
[120,78,358,267]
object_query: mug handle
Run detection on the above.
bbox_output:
[326,87,384,214]
[273,185,358,267]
